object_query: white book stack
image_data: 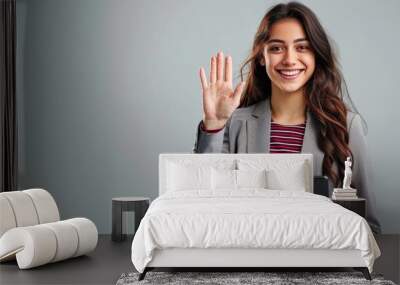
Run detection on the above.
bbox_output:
[332,188,358,200]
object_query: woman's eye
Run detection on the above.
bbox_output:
[269,46,283,52]
[297,45,309,51]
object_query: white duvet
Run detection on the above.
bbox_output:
[131,189,380,273]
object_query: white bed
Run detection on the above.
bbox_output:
[131,153,380,280]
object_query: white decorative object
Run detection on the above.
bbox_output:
[332,157,358,200]
[0,189,98,269]
[343,157,354,190]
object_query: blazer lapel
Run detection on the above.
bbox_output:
[247,99,270,153]
[302,111,324,176]
[301,111,316,153]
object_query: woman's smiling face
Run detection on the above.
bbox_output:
[262,18,315,94]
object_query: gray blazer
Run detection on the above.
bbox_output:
[193,98,381,233]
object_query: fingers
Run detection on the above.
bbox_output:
[199,67,208,90]
[225,55,232,84]
[217,52,224,81]
[233,81,246,105]
[208,51,232,85]
[210,56,216,84]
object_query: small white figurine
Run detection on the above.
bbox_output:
[342,157,354,190]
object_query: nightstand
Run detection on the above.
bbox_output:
[331,198,366,218]
[112,197,150,242]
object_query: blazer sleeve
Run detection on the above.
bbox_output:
[348,114,381,234]
[192,117,232,153]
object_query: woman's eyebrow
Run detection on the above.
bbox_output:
[266,38,308,44]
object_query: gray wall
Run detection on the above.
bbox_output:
[16,0,400,234]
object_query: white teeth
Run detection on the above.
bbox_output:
[279,69,302,76]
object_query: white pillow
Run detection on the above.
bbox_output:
[211,168,237,190]
[237,158,309,192]
[266,162,307,191]
[166,162,212,191]
[211,168,268,190]
[166,158,236,170]
[236,169,268,188]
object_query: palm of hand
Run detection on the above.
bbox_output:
[203,82,237,121]
[199,51,245,127]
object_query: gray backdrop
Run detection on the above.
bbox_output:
[16,0,400,234]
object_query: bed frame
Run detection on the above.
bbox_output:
[137,154,372,281]
[141,248,371,280]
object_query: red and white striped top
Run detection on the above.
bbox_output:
[269,120,306,153]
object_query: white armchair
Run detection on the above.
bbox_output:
[0,188,98,269]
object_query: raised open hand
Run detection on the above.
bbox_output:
[199,51,245,130]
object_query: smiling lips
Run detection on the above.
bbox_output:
[276,69,304,80]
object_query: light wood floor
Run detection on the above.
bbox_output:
[0,234,398,285]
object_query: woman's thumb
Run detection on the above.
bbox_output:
[233,81,246,104]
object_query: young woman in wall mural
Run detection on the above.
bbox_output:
[193,1,381,233]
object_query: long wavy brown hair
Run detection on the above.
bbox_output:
[238,1,358,187]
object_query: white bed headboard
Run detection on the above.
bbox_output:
[159,153,313,196]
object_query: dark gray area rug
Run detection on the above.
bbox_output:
[116,271,396,285]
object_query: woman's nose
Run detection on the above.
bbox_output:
[282,48,297,66]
